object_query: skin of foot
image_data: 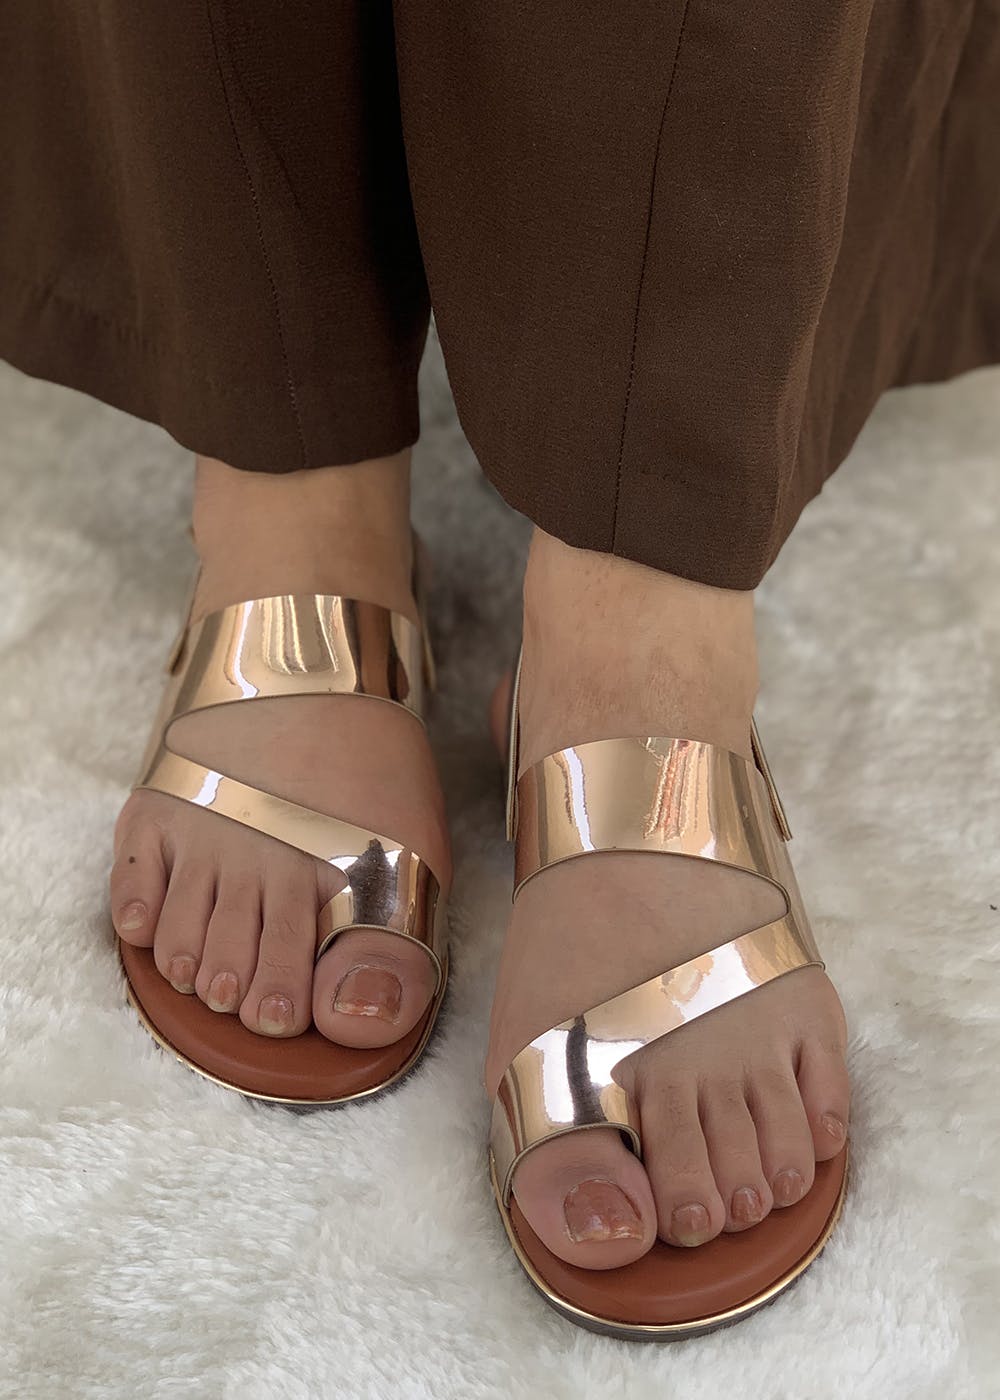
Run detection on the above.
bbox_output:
[486,531,849,1267]
[111,451,450,1048]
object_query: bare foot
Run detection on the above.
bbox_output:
[111,452,450,1047]
[486,531,848,1268]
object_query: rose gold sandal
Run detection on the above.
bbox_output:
[490,657,847,1338]
[118,554,447,1105]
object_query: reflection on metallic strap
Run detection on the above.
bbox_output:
[492,727,822,1204]
[161,592,427,724]
[134,587,443,977]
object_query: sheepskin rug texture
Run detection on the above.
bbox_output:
[1,341,998,1400]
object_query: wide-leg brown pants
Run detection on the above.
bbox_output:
[1,3,998,588]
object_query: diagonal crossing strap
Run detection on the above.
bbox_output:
[133,588,443,982]
[492,729,821,1203]
[490,913,820,1203]
[138,747,445,986]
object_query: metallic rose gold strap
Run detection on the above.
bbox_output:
[162,592,428,727]
[492,720,821,1203]
[491,913,819,1203]
[138,747,445,985]
[512,735,800,902]
[133,579,444,978]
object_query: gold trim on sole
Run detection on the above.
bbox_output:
[489,1150,849,1341]
[121,942,449,1108]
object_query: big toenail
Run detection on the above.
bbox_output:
[333,965,402,1022]
[167,956,197,994]
[773,1168,805,1206]
[119,901,146,932]
[258,994,294,1034]
[821,1112,846,1142]
[670,1202,713,1246]
[206,971,240,1013]
[731,1186,764,1226]
[563,1179,643,1244]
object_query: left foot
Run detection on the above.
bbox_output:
[486,531,849,1268]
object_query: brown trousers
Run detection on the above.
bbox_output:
[1,3,998,588]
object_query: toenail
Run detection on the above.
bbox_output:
[563,1179,644,1244]
[258,994,295,1034]
[333,965,402,1023]
[167,955,197,994]
[670,1202,713,1247]
[731,1186,765,1226]
[773,1168,805,1206]
[821,1112,846,1142]
[206,971,240,1013]
[118,901,146,932]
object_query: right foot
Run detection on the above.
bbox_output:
[111,451,450,1047]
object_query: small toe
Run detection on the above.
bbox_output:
[701,1080,774,1233]
[746,1064,816,1206]
[110,820,167,948]
[312,927,438,1049]
[511,1128,657,1270]
[797,1040,851,1161]
[195,873,262,1014]
[240,861,316,1037]
[151,858,215,992]
[638,1073,727,1246]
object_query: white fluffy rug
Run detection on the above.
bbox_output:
[1,342,998,1400]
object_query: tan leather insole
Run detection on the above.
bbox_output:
[508,1148,847,1328]
[120,940,439,1102]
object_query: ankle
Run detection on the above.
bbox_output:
[518,531,759,767]
[191,451,417,618]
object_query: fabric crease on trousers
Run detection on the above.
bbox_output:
[0,0,997,588]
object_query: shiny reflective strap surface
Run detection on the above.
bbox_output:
[138,748,444,984]
[164,593,426,723]
[132,588,444,978]
[492,915,820,1203]
[513,736,799,902]
[493,731,822,1202]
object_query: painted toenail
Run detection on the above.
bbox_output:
[333,965,402,1022]
[167,955,197,994]
[731,1186,765,1226]
[258,994,294,1034]
[773,1168,805,1206]
[563,1179,644,1244]
[670,1202,713,1246]
[119,901,146,932]
[821,1112,846,1142]
[206,971,240,1013]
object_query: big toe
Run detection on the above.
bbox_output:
[311,927,439,1049]
[511,1128,657,1270]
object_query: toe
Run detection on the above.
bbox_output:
[638,1073,727,1246]
[511,1128,657,1270]
[240,859,316,1037]
[195,873,262,1014]
[151,857,216,993]
[312,927,438,1049]
[110,813,167,948]
[797,1039,850,1161]
[746,1063,816,1207]
[701,1079,774,1232]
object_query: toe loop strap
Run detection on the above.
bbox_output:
[489,914,821,1206]
[315,846,446,995]
[491,1070,641,1207]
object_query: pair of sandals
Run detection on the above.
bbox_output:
[120,565,848,1341]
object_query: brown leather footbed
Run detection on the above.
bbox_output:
[120,940,439,1101]
[507,1149,847,1328]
